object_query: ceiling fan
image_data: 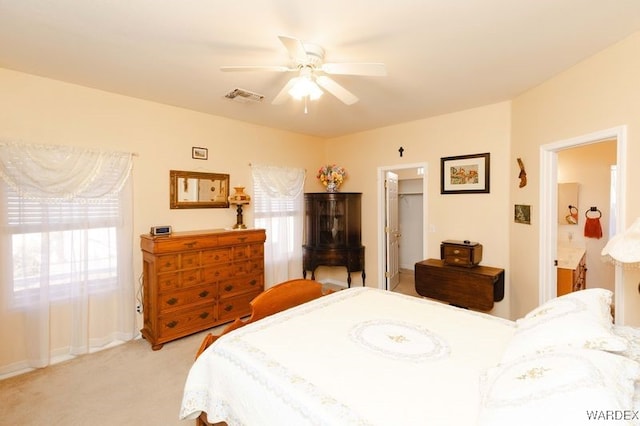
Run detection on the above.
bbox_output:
[221,36,386,108]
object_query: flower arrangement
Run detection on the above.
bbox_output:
[317,164,347,191]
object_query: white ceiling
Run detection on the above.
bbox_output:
[1,1,640,138]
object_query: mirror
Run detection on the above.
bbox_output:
[557,182,579,225]
[170,170,230,209]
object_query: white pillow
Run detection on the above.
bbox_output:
[523,288,614,325]
[479,349,640,426]
[501,288,626,362]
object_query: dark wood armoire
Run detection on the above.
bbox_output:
[302,192,365,287]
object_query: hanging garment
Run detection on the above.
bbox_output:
[584,208,603,239]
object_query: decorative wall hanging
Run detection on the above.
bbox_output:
[191,147,208,160]
[440,153,490,194]
[517,157,527,188]
[515,204,531,224]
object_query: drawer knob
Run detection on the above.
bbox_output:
[453,249,460,254]
[199,290,209,298]
[166,320,178,328]
[166,297,178,305]
[224,285,233,292]
[249,279,257,286]
[199,312,209,319]
[184,242,196,248]
[224,304,233,312]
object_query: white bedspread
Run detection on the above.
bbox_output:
[179,287,515,425]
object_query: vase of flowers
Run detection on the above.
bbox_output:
[317,164,347,192]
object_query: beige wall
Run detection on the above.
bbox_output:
[511,32,640,325]
[326,101,512,318]
[0,68,324,370]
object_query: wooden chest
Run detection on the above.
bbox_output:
[140,228,265,350]
[415,259,504,311]
[440,240,483,267]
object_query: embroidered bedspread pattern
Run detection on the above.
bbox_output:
[179,287,515,425]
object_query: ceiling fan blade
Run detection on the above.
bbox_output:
[271,78,299,105]
[321,62,387,76]
[278,35,308,62]
[316,76,358,105]
[220,65,292,72]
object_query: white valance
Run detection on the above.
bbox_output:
[251,164,306,198]
[0,141,133,201]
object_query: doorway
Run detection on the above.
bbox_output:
[539,126,627,323]
[377,162,428,291]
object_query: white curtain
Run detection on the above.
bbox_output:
[251,165,305,287]
[0,142,136,375]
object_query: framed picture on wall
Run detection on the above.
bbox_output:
[514,204,531,224]
[192,147,208,160]
[440,152,490,194]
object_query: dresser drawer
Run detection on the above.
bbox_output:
[157,254,180,272]
[219,274,263,298]
[202,264,234,282]
[158,305,217,338]
[218,230,266,246]
[248,243,264,258]
[440,241,483,267]
[157,285,216,313]
[157,269,203,292]
[142,234,219,254]
[217,291,259,322]
[201,248,231,265]
[232,246,250,261]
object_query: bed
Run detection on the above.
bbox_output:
[180,282,640,426]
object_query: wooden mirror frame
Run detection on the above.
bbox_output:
[170,170,230,209]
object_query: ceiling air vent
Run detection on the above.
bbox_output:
[225,88,265,103]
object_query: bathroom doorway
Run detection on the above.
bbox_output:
[539,126,626,323]
[557,140,617,293]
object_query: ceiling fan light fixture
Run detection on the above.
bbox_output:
[288,76,323,101]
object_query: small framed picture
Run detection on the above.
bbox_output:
[441,152,490,194]
[515,204,531,224]
[192,147,208,160]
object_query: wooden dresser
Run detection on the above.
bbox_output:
[302,192,365,287]
[140,228,265,350]
[414,259,504,311]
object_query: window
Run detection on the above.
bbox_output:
[253,184,299,253]
[251,165,305,285]
[7,187,121,304]
[0,142,136,373]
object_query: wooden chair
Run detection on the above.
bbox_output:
[195,278,328,359]
[194,279,329,426]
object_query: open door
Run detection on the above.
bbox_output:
[385,171,400,290]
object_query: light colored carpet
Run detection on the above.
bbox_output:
[0,327,223,426]
[0,274,419,426]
